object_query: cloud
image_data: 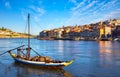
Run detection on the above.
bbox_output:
[66,0,98,25]
[21,5,46,22]
[104,9,120,19]
[29,5,45,15]
[29,5,45,22]
[66,0,120,25]
[69,0,77,5]
[71,0,98,16]
[34,16,40,22]
[80,0,97,12]
[100,0,118,10]
[89,9,120,24]
[71,0,87,11]
[21,10,27,20]
[37,8,45,15]
[5,1,11,8]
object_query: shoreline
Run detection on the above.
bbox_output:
[36,37,120,41]
[1,37,119,41]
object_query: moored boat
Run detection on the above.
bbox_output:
[8,50,74,68]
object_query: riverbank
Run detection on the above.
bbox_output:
[0,35,34,38]
[0,27,34,38]
[37,37,120,41]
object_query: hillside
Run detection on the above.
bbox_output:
[0,27,34,38]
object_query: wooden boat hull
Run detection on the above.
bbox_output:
[9,52,74,68]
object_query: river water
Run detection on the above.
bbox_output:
[0,38,120,77]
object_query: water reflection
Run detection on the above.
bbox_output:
[2,62,72,77]
[99,41,114,67]
[99,41,112,52]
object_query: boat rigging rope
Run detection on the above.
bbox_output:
[18,16,28,46]
[31,48,41,56]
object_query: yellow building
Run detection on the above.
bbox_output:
[100,28,104,38]
[99,26,112,38]
[105,26,111,35]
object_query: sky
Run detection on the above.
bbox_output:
[0,0,120,35]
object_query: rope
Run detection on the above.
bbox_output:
[31,48,41,56]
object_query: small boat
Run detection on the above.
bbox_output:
[8,50,73,68]
[114,38,120,41]
[5,13,74,68]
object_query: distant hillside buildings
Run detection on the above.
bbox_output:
[0,27,34,38]
[38,19,120,40]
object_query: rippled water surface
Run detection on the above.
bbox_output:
[0,38,120,77]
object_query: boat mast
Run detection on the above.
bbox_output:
[28,13,30,48]
[26,13,31,59]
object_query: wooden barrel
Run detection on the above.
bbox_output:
[45,56,50,61]
[39,57,45,62]
[45,56,51,63]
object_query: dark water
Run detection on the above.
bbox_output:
[0,38,120,77]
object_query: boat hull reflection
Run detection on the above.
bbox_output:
[13,62,72,77]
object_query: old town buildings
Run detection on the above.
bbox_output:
[39,19,120,40]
